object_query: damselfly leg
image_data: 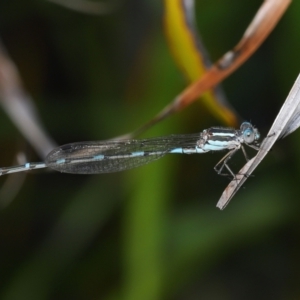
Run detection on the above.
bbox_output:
[214,144,259,179]
[214,148,240,178]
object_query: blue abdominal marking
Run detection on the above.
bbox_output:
[130,151,145,157]
[169,148,184,154]
[93,154,105,160]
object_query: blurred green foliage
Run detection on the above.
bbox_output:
[0,0,299,299]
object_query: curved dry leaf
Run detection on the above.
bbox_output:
[130,0,291,138]
[164,0,240,126]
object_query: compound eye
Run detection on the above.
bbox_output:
[243,128,255,144]
[240,122,252,131]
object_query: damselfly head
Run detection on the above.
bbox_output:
[240,122,260,144]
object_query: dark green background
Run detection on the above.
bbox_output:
[0,0,299,299]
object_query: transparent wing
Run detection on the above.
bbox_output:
[45,133,201,174]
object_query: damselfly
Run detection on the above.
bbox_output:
[0,122,260,177]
